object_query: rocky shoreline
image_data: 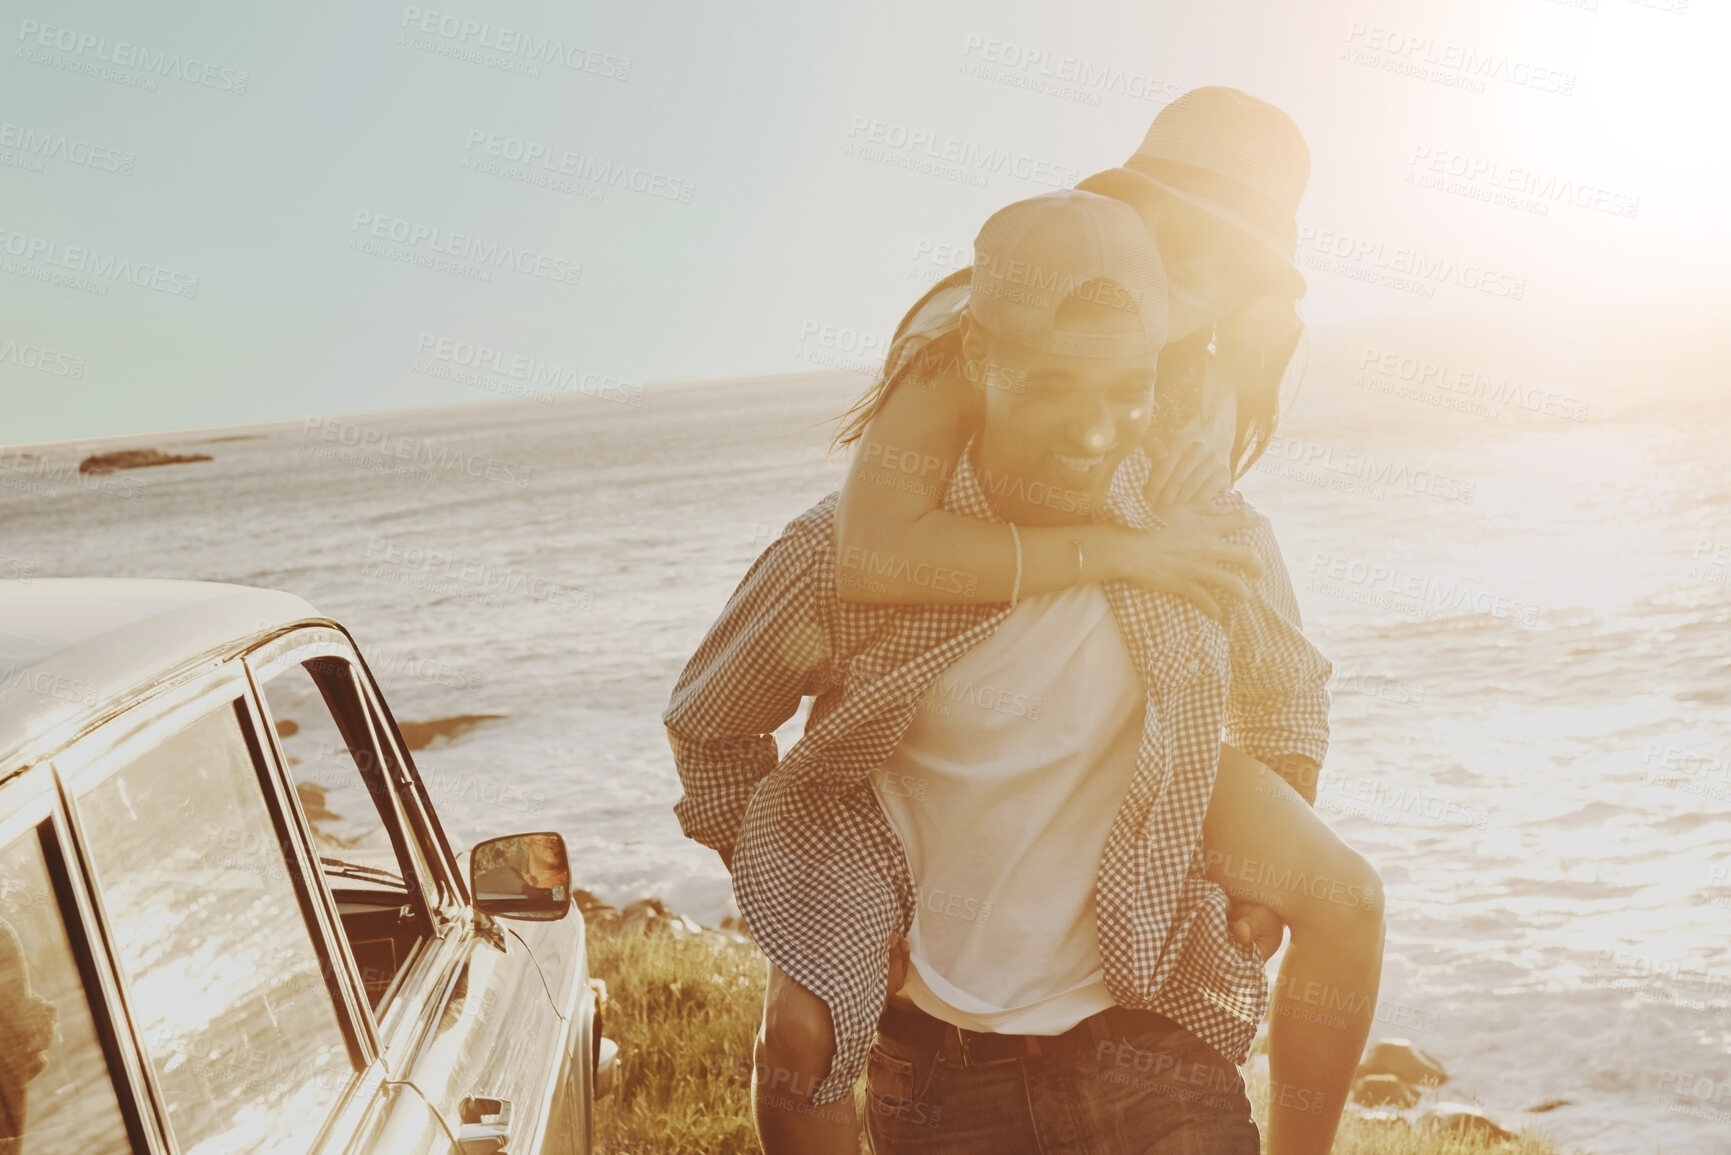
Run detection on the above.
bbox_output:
[1344,1037,1549,1142]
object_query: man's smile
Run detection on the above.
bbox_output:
[1052,449,1106,475]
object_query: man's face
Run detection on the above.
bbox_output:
[962,310,1157,524]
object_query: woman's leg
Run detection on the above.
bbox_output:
[1204,744,1386,1155]
[754,959,861,1154]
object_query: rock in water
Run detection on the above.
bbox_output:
[664,911,708,940]
[1350,1108,1410,1129]
[1351,1073,1421,1109]
[1419,1104,1517,1141]
[572,888,620,927]
[394,713,505,750]
[604,896,754,949]
[619,896,673,935]
[1357,1038,1449,1086]
[78,448,213,473]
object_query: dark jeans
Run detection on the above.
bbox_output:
[862,1012,1259,1154]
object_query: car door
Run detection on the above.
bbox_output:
[346,667,589,1155]
[245,627,575,1155]
[50,660,383,1155]
[341,647,592,1155]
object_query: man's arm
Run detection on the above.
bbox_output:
[1219,500,1332,804]
[663,525,831,866]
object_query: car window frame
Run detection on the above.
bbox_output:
[246,633,446,917]
[48,660,376,1154]
[243,629,483,1057]
[345,656,468,913]
[0,763,163,1155]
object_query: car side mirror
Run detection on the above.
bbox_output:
[470,832,571,921]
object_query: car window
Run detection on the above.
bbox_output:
[268,661,395,857]
[255,656,436,1009]
[74,698,353,1155]
[0,823,133,1155]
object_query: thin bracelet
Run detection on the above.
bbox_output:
[1068,538,1085,585]
[1008,522,1023,608]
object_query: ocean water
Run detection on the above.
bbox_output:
[3,333,1727,1153]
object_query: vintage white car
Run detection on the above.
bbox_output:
[0,578,615,1155]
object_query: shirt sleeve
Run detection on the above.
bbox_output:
[663,525,832,857]
[1220,496,1333,770]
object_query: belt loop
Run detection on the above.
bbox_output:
[948,1024,974,1068]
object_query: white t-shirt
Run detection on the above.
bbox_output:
[871,583,1147,1034]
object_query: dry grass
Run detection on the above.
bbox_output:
[588,922,768,1154]
[588,921,1569,1155]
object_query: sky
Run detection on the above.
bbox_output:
[2,0,1725,445]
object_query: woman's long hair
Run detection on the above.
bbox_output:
[1218,298,1306,479]
[832,267,1305,482]
[832,269,972,452]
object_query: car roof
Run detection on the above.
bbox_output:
[0,578,324,774]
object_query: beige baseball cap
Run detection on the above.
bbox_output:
[968,189,1169,359]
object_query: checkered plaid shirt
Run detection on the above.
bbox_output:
[664,443,1331,1105]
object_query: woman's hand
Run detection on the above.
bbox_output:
[1145,436,1231,509]
[1105,508,1265,620]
